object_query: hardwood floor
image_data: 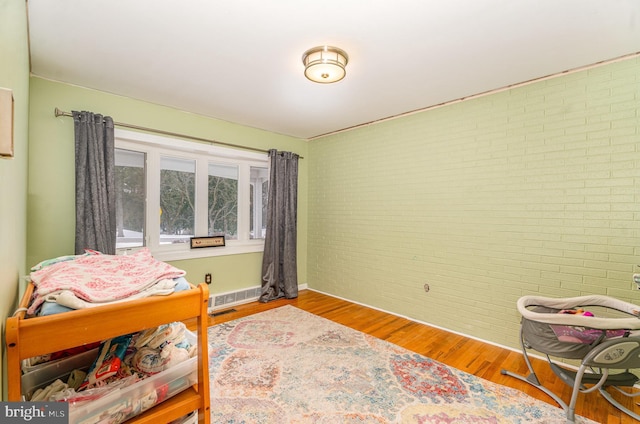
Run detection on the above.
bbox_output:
[205,289,640,423]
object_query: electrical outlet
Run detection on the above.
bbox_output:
[205,273,212,284]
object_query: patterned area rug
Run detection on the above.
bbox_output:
[208,305,594,423]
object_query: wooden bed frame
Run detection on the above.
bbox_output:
[6,282,211,423]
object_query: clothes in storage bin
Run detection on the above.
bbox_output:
[21,348,99,401]
[20,330,198,424]
[69,354,197,424]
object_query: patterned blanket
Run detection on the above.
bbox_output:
[27,248,185,315]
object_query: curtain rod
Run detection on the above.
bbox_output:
[54,108,303,159]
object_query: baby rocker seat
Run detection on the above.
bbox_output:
[501,294,640,423]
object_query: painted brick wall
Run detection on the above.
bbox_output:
[307,56,640,349]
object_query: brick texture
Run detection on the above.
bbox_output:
[307,57,640,349]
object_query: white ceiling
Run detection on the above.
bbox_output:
[27,0,640,140]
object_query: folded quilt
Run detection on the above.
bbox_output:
[28,248,186,315]
[44,278,178,310]
[37,276,191,316]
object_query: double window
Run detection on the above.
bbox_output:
[114,129,269,261]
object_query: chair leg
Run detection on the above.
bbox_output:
[500,328,572,420]
[598,387,640,422]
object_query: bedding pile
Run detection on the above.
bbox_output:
[26,248,187,316]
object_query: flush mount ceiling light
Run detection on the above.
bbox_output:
[302,46,349,83]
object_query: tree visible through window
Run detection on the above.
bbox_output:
[208,163,238,239]
[160,156,195,244]
[115,149,145,248]
[114,130,269,258]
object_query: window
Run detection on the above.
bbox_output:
[250,166,269,239]
[160,156,195,245]
[114,129,269,261]
[115,149,145,248]
[208,163,238,239]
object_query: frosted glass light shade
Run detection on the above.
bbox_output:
[302,46,349,83]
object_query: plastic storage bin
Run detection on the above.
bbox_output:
[20,330,198,424]
[21,348,99,400]
[69,355,197,424]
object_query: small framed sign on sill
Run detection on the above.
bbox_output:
[190,235,225,249]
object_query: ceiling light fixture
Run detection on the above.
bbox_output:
[302,46,349,84]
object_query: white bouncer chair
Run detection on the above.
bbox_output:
[501,295,640,423]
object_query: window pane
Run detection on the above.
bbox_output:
[208,163,238,239]
[115,149,146,249]
[160,156,195,245]
[250,166,269,240]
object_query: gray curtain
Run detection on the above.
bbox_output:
[73,111,116,255]
[259,150,299,302]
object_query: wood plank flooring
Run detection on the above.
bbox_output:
[205,289,640,423]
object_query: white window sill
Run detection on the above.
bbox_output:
[118,241,264,262]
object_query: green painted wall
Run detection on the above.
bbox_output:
[0,0,30,400]
[308,57,640,350]
[27,77,308,293]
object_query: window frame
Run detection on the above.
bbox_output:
[115,129,268,262]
